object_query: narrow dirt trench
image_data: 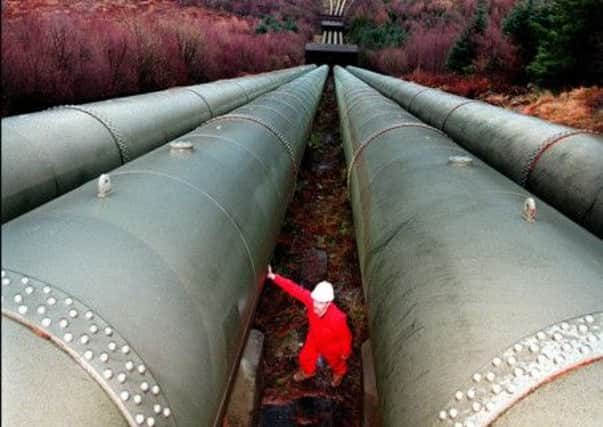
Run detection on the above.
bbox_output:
[254,76,369,426]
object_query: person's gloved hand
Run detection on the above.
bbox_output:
[267,265,276,280]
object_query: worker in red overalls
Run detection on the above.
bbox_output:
[266,265,352,387]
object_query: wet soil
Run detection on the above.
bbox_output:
[253,76,369,426]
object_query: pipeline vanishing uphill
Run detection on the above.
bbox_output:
[334,66,603,426]
[346,66,603,238]
[1,65,314,223]
[1,65,328,427]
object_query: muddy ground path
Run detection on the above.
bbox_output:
[253,76,369,426]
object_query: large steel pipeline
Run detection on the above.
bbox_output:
[334,66,603,426]
[1,65,328,427]
[345,66,603,238]
[1,65,315,223]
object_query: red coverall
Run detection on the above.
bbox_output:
[273,274,353,376]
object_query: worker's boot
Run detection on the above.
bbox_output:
[331,373,344,387]
[293,370,315,382]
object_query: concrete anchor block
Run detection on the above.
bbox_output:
[362,339,381,427]
[225,329,265,427]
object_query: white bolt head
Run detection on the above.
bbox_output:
[492,384,502,394]
[37,305,46,315]
[104,327,113,336]
[448,408,458,419]
[103,369,113,379]
[21,277,29,284]
[506,384,516,394]
[117,373,127,384]
[467,388,476,400]
[560,322,569,330]
[69,309,78,318]
[553,332,563,341]
[492,357,502,367]
[80,335,89,345]
[98,174,113,198]
[578,324,588,333]
[472,402,481,412]
[135,414,145,425]
[25,286,34,294]
[133,394,142,405]
[47,297,57,305]
[108,342,117,351]
[146,417,156,427]
[163,408,171,418]
[120,391,130,401]
[137,364,146,374]
[84,350,94,360]
[529,343,539,353]
[455,391,464,401]
[18,305,28,315]
[14,294,23,303]
[507,356,517,366]
[2,278,10,286]
[439,410,448,420]
[486,372,495,382]
[1,270,5,278]
[64,297,73,306]
[85,311,94,320]
[100,353,109,363]
[140,381,149,392]
[153,404,161,414]
[585,315,594,323]
[43,286,51,294]
[89,325,99,334]
[41,318,52,327]
[472,373,482,383]
[64,333,73,342]
[513,344,523,352]
[537,331,547,340]
[121,345,130,354]
[59,318,69,328]
[562,342,572,352]
[125,361,134,371]
[513,367,524,377]
[151,385,160,395]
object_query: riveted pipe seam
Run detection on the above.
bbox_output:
[519,129,600,187]
[204,114,298,178]
[1,268,177,427]
[334,66,603,426]
[59,105,132,163]
[182,88,215,117]
[346,123,446,195]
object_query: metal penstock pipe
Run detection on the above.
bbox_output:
[1,65,315,223]
[334,66,603,427]
[1,65,328,427]
[346,66,603,238]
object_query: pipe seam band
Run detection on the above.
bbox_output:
[58,105,132,163]
[437,312,603,426]
[1,268,176,427]
[231,81,251,104]
[518,129,600,187]
[182,88,215,118]
[439,100,478,130]
[205,114,298,177]
[346,123,446,196]
[264,90,312,118]
[406,87,433,111]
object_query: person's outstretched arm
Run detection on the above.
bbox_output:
[267,265,312,306]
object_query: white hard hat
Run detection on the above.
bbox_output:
[311,281,334,302]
